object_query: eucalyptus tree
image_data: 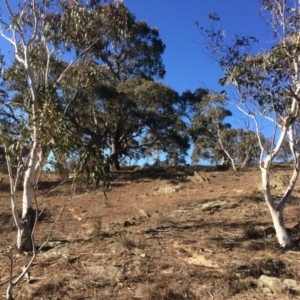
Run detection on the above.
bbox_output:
[191,128,261,167]
[111,78,189,169]
[184,89,232,166]
[0,0,113,252]
[231,129,262,166]
[142,130,189,166]
[56,2,176,170]
[227,129,262,167]
[200,0,300,246]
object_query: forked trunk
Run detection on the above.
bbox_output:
[270,153,300,247]
[261,111,299,247]
[263,190,293,247]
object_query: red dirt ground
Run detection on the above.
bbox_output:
[1,165,300,299]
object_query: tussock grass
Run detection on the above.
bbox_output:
[243,222,263,239]
[90,218,103,246]
[116,231,137,249]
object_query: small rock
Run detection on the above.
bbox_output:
[234,189,243,193]
[116,282,123,289]
[161,267,173,274]
[262,287,273,295]
[138,209,150,218]
[187,172,206,184]
[258,275,287,295]
[85,228,95,237]
[42,243,68,257]
[154,185,179,194]
[201,200,227,211]
[137,193,149,199]
[171,209,186,216]
[283,278,300,290]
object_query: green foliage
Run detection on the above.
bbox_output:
[192,127,265,166]
[183,89,234,165]
[52,2,166,81]
[197,0,300,173]
[187,90,231,140]
[0,1,123,188]
[40,2,173,170]
[200,2,300,120]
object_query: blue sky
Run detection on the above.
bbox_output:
[125,0,274,95]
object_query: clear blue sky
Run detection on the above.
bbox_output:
[125,0,274,96]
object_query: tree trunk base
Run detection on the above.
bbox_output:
[280,241,297,250]
[18,207,36,252]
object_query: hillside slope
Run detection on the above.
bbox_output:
[1,165,300,299]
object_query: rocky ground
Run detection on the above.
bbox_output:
[1,165,300,299]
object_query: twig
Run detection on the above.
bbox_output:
[206,290,214,299]
[38,178,70,217]
[38,193,73,251]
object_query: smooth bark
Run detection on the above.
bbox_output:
[261,102,299,247]
[17,143,41,250]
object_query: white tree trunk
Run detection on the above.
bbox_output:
[21,143,40,217]
[268,207,291,246]
[262,166,292,246]
[17,142,41,251]
[260,102,299,247]
[217,129,237,171]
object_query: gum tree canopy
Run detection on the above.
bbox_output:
[0,0,115,252]
[56,2,188,170]
[201,0,300,247]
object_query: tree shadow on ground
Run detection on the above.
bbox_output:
[112,165,231,181]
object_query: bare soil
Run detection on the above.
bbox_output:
[1,165,300,299]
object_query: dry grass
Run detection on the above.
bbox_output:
[1,165,300,299]
[242,221,263,239]
[116,231,137,249]
[90,217,103,245]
